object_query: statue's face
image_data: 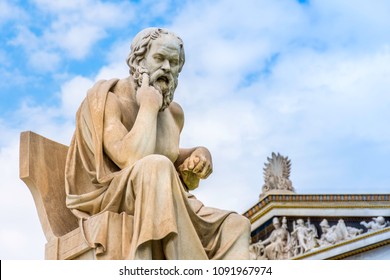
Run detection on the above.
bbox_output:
[144,35,180,86]
[142,34,181,110]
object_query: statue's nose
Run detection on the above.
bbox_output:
[161,59,170,72]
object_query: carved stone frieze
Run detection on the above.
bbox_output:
[250,216,388,260]
[360,216,390,232]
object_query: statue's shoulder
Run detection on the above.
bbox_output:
[170,101,184,114]
[106,77,136,107]
[88,78,121,94]
[169,102,184,129]
[110,77,134,95]
[104,77,137,119]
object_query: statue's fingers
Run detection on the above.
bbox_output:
[203,165,213,179]
[188,156,199,170]
[141,73,150,88]
[179,158,191,171]
[199,162,211,179]
[177,163,185,172]
[192,160,205,174]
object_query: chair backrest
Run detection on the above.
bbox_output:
[19,131,78,242]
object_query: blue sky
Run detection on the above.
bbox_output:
[1,0,390,259]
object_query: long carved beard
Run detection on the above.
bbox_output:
[133,68,178,111]
[150,70,177,111]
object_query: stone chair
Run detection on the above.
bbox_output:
[19,131,116,259]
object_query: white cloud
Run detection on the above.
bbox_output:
[49,25,105,59]
[9,25,39,51]
[59,76,94,118]
[28,51,61,72]
[0,0,27,25]
[31,0,86,11]
[262,48,390,143]
[9,0,136,71]
[36,0,136,59]
[95,62,129,82]
[169,0,309,107]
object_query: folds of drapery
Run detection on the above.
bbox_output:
[65,78,250,259]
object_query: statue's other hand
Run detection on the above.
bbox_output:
[178,168,200,191]
[180,147,213,179]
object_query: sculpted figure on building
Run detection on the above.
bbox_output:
[318,219,363,247]
[65,27,251,260]
[291,218,319,254]
[250,217,290,260]
[360,216,389,232]
[260,153,295,198]
[250,216,368,260]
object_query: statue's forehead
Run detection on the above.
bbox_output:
[149,35,181,54]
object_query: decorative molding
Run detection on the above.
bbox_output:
[248,204,390,225]
[329,238,390,260]
[245,194,390,221]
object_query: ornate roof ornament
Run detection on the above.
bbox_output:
[260,152,296,198]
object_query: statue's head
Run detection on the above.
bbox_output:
[320,219,330,229]
[373,216,385,225]
[126,28,185,110]
[272,217,281,228]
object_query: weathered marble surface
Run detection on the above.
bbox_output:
[64,28,251,260]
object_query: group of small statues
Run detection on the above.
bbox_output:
[250,216,389,260]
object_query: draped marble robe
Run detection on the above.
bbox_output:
[65,78,250,260]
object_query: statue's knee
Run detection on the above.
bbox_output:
[136,154,175,171]
[225,214,251,235]
[132,155,176,194]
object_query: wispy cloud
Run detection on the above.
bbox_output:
[0,1,27,25]
[8,0,136,72]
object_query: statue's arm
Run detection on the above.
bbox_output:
[169,103,212,190]
[171,103,213,180]
[103,75,162,169]
[170,103,212,190]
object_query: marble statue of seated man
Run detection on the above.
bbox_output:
[64,27,250,260]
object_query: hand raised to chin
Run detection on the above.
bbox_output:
[136,73,162,112]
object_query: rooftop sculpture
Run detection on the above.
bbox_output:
[260,152,295,198]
